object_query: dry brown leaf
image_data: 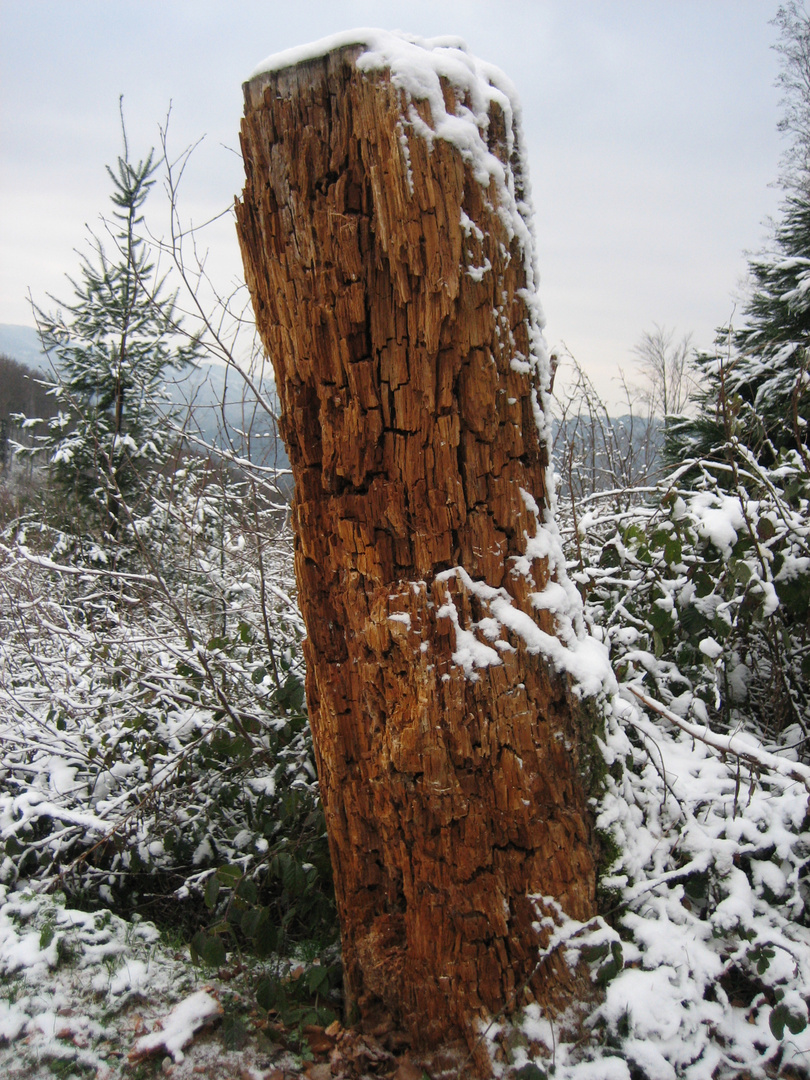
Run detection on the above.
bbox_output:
[393,1064,424,1080]
[304,1063,333,1080]
[308,1034,337,1055]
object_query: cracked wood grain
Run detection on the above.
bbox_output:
[236,43,600,1066]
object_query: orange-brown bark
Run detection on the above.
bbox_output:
[236,38,599,1062]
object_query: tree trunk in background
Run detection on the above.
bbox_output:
[236,37,600,1065]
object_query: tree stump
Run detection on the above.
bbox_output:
[236,31,602,1064]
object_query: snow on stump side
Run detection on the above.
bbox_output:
[236,30,603,1063]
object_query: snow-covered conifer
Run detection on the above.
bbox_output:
[667,5,810,469]
[29,109,201,537]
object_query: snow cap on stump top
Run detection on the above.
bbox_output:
[245,29,538,280]
[247,28,520,120]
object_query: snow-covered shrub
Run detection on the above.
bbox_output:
[583,699,810,1078]
[563,444,809,744]
[0,466,335,949]
[548,412,810,1074]
[544,279,810,1074]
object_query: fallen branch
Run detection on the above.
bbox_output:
[625,684,810,792]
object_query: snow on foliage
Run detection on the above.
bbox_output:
[0,885,306,1078]
[587,703,810,1077]
[0,467,328,923]
[536,370,810,1075]
[0,885,183,1074]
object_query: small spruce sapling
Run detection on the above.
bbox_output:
[28,104,201,539]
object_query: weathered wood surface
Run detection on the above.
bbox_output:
[236,40,599,1061]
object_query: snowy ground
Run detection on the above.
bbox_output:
[0,885,308,1079]
[4,688,810,1080]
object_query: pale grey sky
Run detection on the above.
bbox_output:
[0,1,785,403]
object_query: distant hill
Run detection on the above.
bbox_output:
[0,324,47,371]
[0,324,289,477]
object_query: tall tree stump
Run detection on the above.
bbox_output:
[236,31,602,1061]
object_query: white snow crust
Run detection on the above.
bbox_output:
[250,28,470,82]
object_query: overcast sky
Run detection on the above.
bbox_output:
[0,1,786,403]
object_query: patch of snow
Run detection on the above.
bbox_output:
[131,989,222,1063]
[690,492,746,558]
[466,257,492,282]
[92,957,151,997]
[698,637,723,660]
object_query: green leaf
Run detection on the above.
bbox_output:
[253,911,277,957]
[270,852,290,880]
[210,731,232,755]
[312,1005,339,1027]
[201,934,227,968]
[692,568,714,598]
[256,977,280,1012]
[221,1014,248,1051]
[4,835,22,857]
[595,941,624,986]
[684,872,709,901]
[598,543,621,569]
[623,524,645,547]
[777,573,810,616]
[306,965,329,993]
[514,1065,547,1080]
[768,1001,806,1039]
[189,930,208,964]
[204,875,220,910]
[786,1010,808,1035]
[241,908,263,939]
[276,674,306,713]
[663,538,682,566]
[216,864,242,888]
[770,1004,787,1040]
[227,736,252,761]
[730,559,752,585]
[251,665,267,685]
[649,603,674,634]
[750,944,774,963]
[581,943,610,964]
[236,877,258,904]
